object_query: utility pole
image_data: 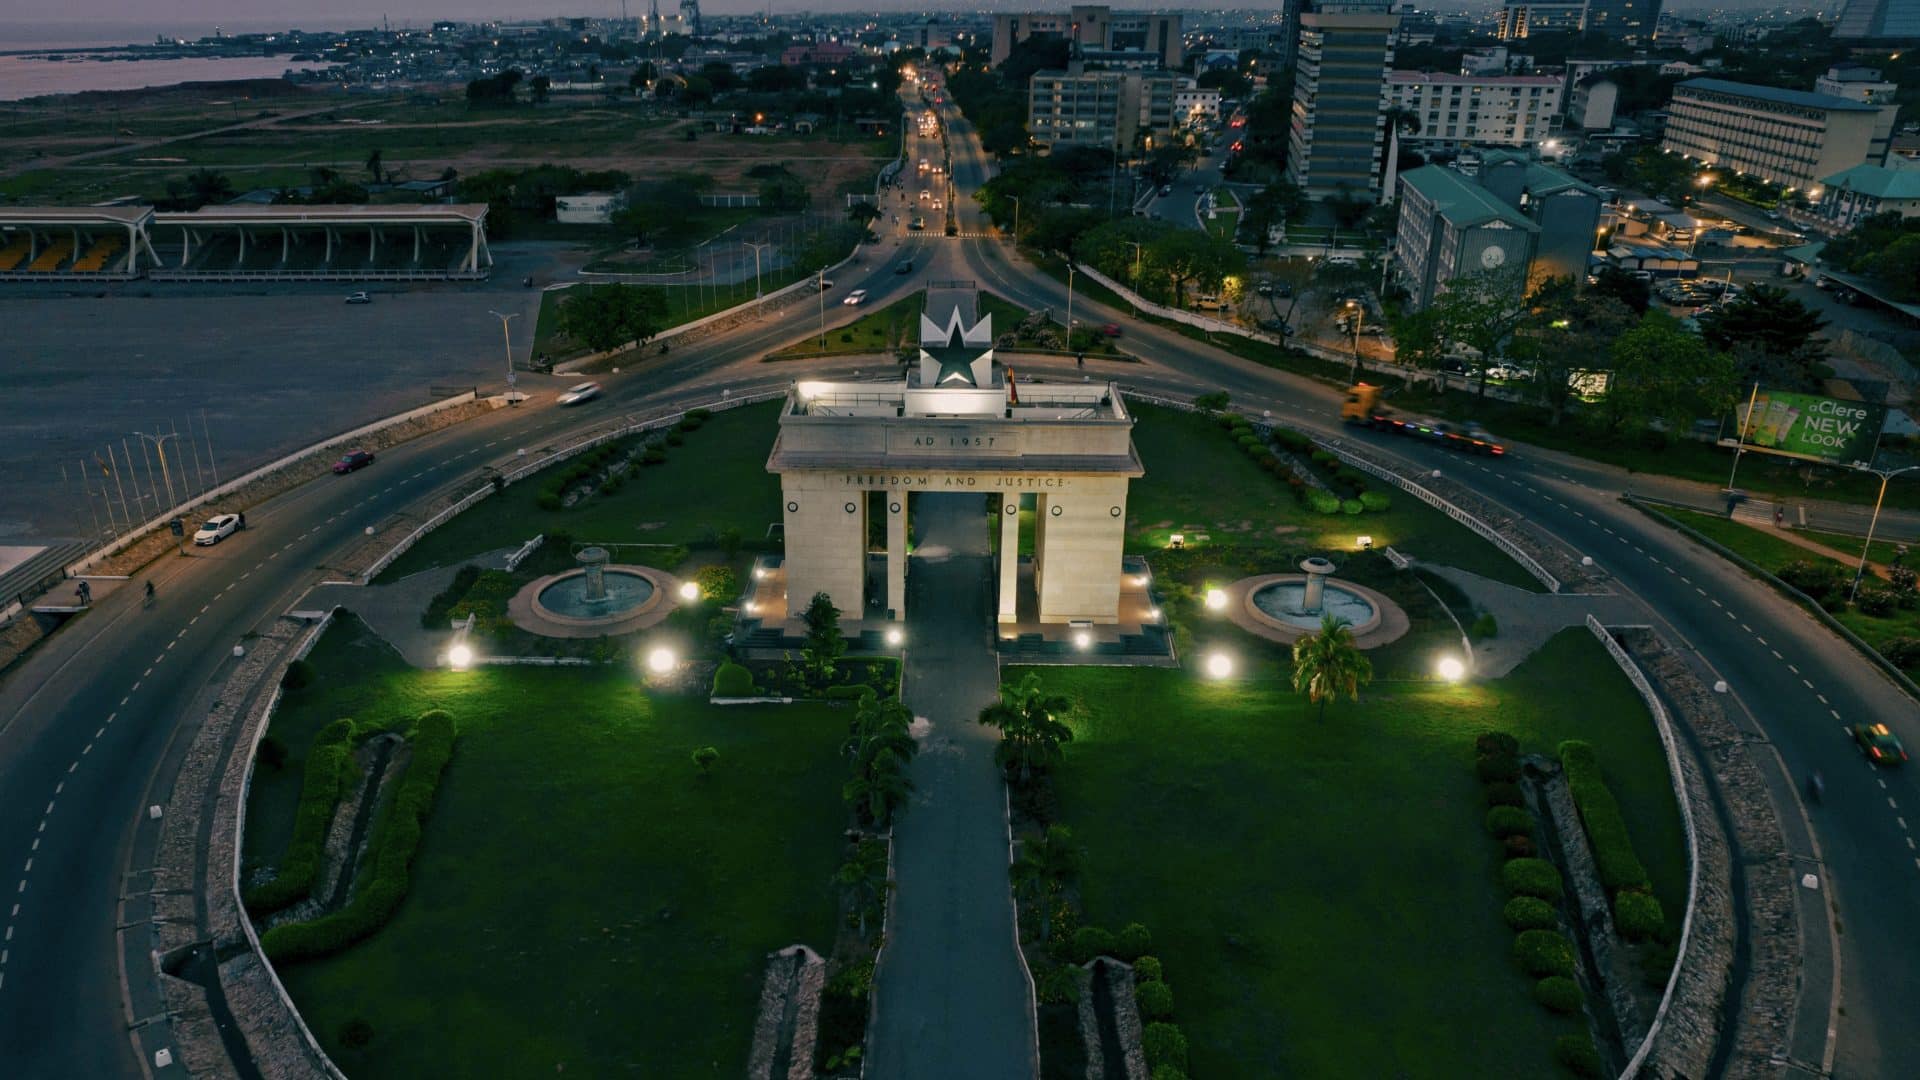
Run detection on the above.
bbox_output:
[1126,241,1144,312]
[488,310,521,402]
[818,266,828,349]
[1065,263,1077,347]
[132,429,179,512]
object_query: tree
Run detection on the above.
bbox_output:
[529,74,552,104]
[1146,228,1243,309]
[834,838,891,942]
[1388,307,1450,377]
[1010,824,1079,944]
[1869,233,1920,300]
[847,202,882,230]
[748,64,807,94]
[1429,268,1532,399]
[1587,266,1651,314]
[557,285,669,352]
[977,671,1075,785]
[1510,276,1636,427]
[1602,310,1739,436]
[629,63,656,93]
[1327,187,1373,230]
[844,696,917,777]
[802,591,845,685]
[1696,283,1828,388]
[613,177,708,249]
[1290,613,1373,721]
[364,149,383,185]
[1241,180,1304,254]
[181,168,234,208]
[691,746,719,776]
[842,747,911,827]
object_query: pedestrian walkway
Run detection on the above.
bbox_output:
[295,546,518,668]
[867,492,1036,1079]
[1420,564,1646,678]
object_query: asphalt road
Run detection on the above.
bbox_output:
[4,82,1919,1080]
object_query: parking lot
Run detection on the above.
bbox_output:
[0,272,549,546]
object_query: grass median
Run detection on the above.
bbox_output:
[249,615,847,1077]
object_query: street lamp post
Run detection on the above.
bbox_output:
[818,266,827,349]
[1065,263,1077,346]
[743,240,771,297]
[488,310,521,402]
[1342,299,1363,382]
[1850,463,1920,602]
[1008,195,1020,242]
[131,430,179,511]
[1126,240,1144,313]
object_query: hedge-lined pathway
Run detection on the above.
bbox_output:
[867,492,1037,1078]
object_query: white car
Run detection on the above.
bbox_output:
[193,513,242,546]
[1485,364,1534,381]
[844,289,870,306]
[344,291,371,304]
[931,199,943,210]
[557,381,602,406]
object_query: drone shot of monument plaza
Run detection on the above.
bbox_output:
[6,3,1920,1079]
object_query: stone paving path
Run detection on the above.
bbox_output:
[1421,563,1646,678]
[867,492,1036,1079]
[296,546,517,668]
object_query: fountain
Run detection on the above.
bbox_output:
[579,546,609,603]
[1298,556,1336,614]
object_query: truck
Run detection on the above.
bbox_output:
[1340,383,1506,457]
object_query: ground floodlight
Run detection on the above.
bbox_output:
[448,644,474,670]
[886,627,904,646]
[1205,652,1234,679]
[1437,656,1466,683]
[678,581,700,601]
[1204,587,1228,611]
[647,647,677,674]
[1073,630,1092,650]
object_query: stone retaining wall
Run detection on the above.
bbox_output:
[1621,628,1796,1080]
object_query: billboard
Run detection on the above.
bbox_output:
[1727,389,1885,467]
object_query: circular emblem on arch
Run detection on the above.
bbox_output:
[786,501,799,513]
[890,502,902,514]
[844,502,858,514]
[1004,502,1018,516]
[1050,504,1063,517]
[1110,505,1122,517]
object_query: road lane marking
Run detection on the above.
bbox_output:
[82,744,91,755]
[1757,636,1768,645]
[1804,679,1814,689]
[1789,664,1800,675]
[1818,695,1828,704]
[53,783,61,795]
[1832,709,1843,720]
[190,616,198,626]
[142,668,152,678]
[1892,797,1900,809]
[119,697,128,706]
[67,762,76,772]
[166,641,176,651]
[93,728,102,739]
[1772,650,1783,659]
[20,861,27,874]
[199,605,209,614]
[1710,598,1722,607]
[1742,624,1752,633]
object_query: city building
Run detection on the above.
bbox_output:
[1386,72,1564,151]
[990,6,1182,70]
[1819,161,1920,230]
[1393,154,1602,308]
[1028,66,1177,151]
[1286,0,1401,201]
[1584,0,1661,41]
[1497,2,1588,40]
[1816,64,1899,105]
[1568,76,1620,130]
[1833,0,1920,44]
[1175,79,1223,127]
[765,286,1143,627]
[1661,78,1895,191]
[781,42,858,66]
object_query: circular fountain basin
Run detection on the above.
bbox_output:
[1251,580,1379,633]
[536,568,654,619]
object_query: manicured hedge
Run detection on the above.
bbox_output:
[1534,975,1583,1014]
[1272,427,1313,453]
[1514,929,1576,978]
[1502,858,1565,904]
[1559,740,1652,894]
[1141,1023,1189,1071]
[1308,490,1341,515]
[1133,955,1163,983]
[1135,978,1174,1020]
[1476,754,1521,784]
[1072,925,1117,964]
[244,718,356,915]
[1555,1032,1603,1077]
[1614,889,1667,942]
[1502,896,1557,931]
[1483,781,1524,808]
[1149,1067,1189,1080]
[261,710,458,962]
[1486,805,1533,838]
[1116,922,1152,960]
[711,661,757,697]
[1359,490,1391,512]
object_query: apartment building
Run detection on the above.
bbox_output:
[1028,66,1177,151]
[1661,78,1893,190]
[1497,2,1588,40]
[991,6,1183,70]
[1286,0,1401,201]
[1387,72,1563,151]
[1585,0,1661,40]
[1175,80,1223,127]
[1833,0,1920,44]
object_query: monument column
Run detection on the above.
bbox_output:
[998,495,1019,623]
[887,494,908,619]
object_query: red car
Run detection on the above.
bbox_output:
[1101,323,1123,338]
[332,450,375,474]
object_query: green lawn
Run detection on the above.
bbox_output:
[1652,506,1920,663]
[252,615,848,1077]
[770,289,924,359]
[1128,403,1543,590]
[1013,627,1686,1078]
[377,401,783,580]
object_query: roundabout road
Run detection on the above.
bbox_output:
[1,85,1915,1079]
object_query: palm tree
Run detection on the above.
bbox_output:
[843,748,912,827]
[1010,824,1080,943]
[977,672,1075,785]
[833,838,891,943]
[1290,613,1374,722]
[844,697,916,773]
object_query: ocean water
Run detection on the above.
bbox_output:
[0,55,337,101]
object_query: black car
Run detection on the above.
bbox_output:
[895,259,914,275]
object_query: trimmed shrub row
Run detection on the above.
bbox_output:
[1558,740,1654,896]
[244,718,357,915]
[1210,413,1393,515]
[261,710,458,962]
[711,660,757,697]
